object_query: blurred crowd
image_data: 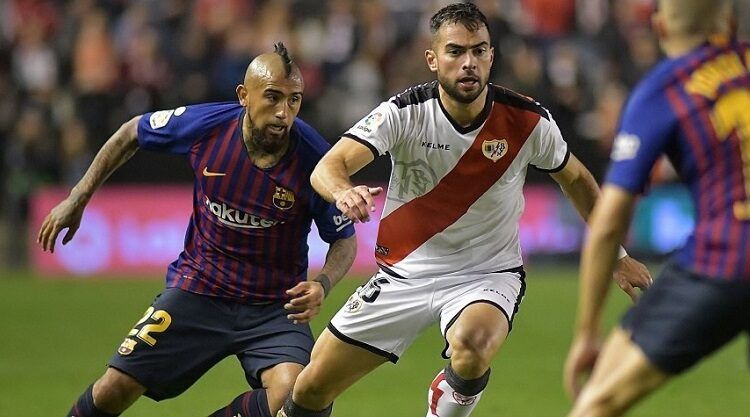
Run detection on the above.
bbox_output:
[1,0,748,267]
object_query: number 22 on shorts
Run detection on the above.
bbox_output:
[127,306,173,346]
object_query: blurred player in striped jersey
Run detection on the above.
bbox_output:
[278,3,651,417]
[565,1,749,415]
[38,43,356,417]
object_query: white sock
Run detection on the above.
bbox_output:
[425,367,488,417]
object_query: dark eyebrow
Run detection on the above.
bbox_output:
[445,41,489,50]
[265,88,303,97]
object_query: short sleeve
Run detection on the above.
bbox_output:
[605,86,677,193]
[311,194,355,243]
[530,111,570,172]
[137,103,237,154]
[342,101,402,157]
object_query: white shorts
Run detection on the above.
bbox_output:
[328,267,526,363]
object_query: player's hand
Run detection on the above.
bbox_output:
[332,185,383,223]
[284,281,326,324]
[564,334,601,400]
[613,256,652,303]
[37,197,86,253]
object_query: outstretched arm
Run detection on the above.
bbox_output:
[310,137,383,223]
[564,185,637,398]
[550,154,652,301]
[38,116,142,252]
[285,235,357,324]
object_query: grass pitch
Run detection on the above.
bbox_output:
[1,266,748,416]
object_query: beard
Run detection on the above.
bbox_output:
[249,125,288,154]
[245,111,289,154]
[437,73,487,104]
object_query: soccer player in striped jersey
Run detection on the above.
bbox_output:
[38,44,356,417]
[278,4,651,417]
[565,1,749,415]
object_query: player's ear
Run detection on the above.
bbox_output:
[651,11,667,40]
[236,84,247,105]
[425,49,438,73]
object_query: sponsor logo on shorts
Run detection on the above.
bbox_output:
[344,293,364,313]
[118,338,138,356]
[375,245,390,256]
[452,392,477,406]
[483,288,511,303]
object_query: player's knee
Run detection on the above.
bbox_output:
[449,327,501,368]
[92,367,146,412]
[572,388,628,417]
[292,369,336,409]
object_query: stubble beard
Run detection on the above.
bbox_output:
[438,75,486,104]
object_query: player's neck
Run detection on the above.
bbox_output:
[438,85,488,127]
[660,34,709,57]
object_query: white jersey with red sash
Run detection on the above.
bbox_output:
[344,81,569,279]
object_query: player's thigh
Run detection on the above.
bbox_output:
[622,262,750,374]
[108,288,234,401]
[329,271,436,362]
[235,302,314,389]
[295,328,388,401]
[573,327,668,415]
[438,269,524,358]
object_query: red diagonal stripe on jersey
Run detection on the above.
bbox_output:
[376,102,541,266]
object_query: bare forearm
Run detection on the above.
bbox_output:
[314,235,357,292]
[577,225,623,335]
[576,189,634,335]
[69,116,141,205]
[310,156,356,203]
[559,169,600,223]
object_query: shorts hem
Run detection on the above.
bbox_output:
[106,364,167,401]
[327,323,399,363]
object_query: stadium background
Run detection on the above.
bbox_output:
[2,0,750,416]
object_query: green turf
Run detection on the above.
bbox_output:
[1,266,748,416]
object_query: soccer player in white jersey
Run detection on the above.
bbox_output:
[279,3,652,417]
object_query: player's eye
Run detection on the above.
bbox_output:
[474,47,487,56]
[290,95,301,104]
[448,49,462,57]
[266,94,279,103]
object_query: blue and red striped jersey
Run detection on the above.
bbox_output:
[606,37,750,281]
[137,102,354,301]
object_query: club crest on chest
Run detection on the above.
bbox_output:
[482,139,508,162]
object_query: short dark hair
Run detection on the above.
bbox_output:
[429,2,489,35]
[273,42,293,76]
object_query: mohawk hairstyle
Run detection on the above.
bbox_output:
[274,42,293,76]
[429,2,489,34]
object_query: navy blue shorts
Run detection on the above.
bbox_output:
[621,262,750,374]
[108,288,313,401]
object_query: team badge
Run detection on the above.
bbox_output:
[482,139,508,162]
[118,338,138,356]
[344,293,364,313]
[273,186,295,210]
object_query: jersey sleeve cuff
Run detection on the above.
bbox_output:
[342,133,380,159]
[533,149,570,173]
